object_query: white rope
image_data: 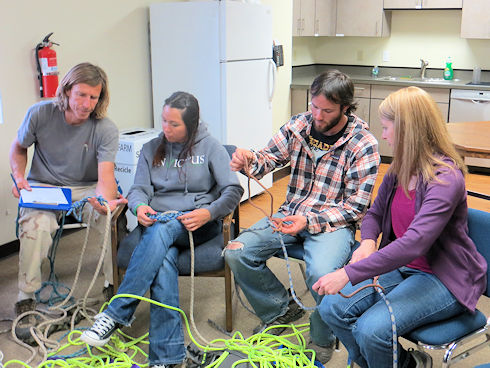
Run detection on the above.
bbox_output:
[9,202,112,365]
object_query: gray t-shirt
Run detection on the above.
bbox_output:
[17,101,119,186]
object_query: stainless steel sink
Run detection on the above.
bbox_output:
[410,77,460,83]
[375,76,460,83]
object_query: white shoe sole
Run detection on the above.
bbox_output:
[80,331,110,347]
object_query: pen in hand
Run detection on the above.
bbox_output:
[10,173,29,198]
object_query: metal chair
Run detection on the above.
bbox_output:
[404,206,490,367]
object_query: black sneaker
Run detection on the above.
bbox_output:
[306,341,334,365]
[252,299,305,335]
[80,312,119,346]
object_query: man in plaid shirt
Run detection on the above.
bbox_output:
[224,70,380,363]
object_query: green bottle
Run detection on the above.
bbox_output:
[443,57,453,80]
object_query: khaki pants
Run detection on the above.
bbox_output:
[17,184,113,295]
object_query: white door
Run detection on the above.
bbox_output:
[221,58,274,196]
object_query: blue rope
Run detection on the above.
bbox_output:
[33,196,107,307]
[376,286,398,368]
[147,211,184,222]
[66,196,107,222]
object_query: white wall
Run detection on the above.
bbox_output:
[293,10,490,70]
[0,0,292,245]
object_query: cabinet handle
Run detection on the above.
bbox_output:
[375,21,378,36]
[302,18,305,31]
[315,19,319,35]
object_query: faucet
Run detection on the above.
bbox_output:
[420,59,429,79]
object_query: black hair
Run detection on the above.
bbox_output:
[310,69,358,114]
[152,91,200,167]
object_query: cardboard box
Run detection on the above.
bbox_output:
[116,128,161,165]
[115,128,161,230]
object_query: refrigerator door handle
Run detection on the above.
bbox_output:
[268,59,277,105]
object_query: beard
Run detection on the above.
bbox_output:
[313,109,345,135]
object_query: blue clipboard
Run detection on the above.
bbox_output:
[19,186,72,211]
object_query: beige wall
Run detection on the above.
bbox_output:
[0,0,293,244]
[293,10,490,70]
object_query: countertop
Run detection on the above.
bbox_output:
[291,65,490,91]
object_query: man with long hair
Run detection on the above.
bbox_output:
[9,63,126,338]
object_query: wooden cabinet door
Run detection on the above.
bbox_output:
[337,0,390,37]
[315,0,336,36]
[461,0,490,39]
[354,84,371,124]
[422,0,462,9]
[292,0,315,36]
[291,88,309,116]
[384,0,461,9]
[369,98,392,157]
[383,0,420,9]
[292,0,302,36]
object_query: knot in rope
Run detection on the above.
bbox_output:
[113,335,128,352]
[147,211,184,222]
[66,196,107,221]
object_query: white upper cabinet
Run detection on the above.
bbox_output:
[383,0,462,9]
[336,0,391,37]
[461,0,490,39]
[292,0,336,36]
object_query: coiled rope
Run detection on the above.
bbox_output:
[4,293,323,368]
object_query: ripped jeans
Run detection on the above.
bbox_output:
[224,212,354,347]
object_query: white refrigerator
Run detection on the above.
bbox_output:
[149,0,275,198]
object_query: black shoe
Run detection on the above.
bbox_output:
[14,298,38,345]
[306,341,334,365]
[103,284,114,302]
[15,298,36,317]
[80,312,119,346]
[252,299,305,335]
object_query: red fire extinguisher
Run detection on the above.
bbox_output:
[35,33,60,98]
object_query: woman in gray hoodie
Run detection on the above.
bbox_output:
[81,91,243,367]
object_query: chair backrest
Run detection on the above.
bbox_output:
[467,208,490,296]
[224,144,237,159]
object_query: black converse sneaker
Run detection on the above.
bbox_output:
[252,299,305,335]
[80,312,119,346]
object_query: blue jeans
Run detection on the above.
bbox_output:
[224,213,354,347]
[318,267,466,368]
[105,219,219,366]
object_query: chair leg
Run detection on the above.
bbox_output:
[224,262,233,332]
[111,218,120,291]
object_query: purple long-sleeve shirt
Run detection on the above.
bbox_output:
[345,161,487,311]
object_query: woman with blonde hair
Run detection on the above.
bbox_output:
[313,86,487,367]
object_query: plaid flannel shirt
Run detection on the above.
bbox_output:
[250,112,380,234]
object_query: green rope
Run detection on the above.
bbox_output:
[4,293,318,368]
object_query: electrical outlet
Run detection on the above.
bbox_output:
[383,50,390,62]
